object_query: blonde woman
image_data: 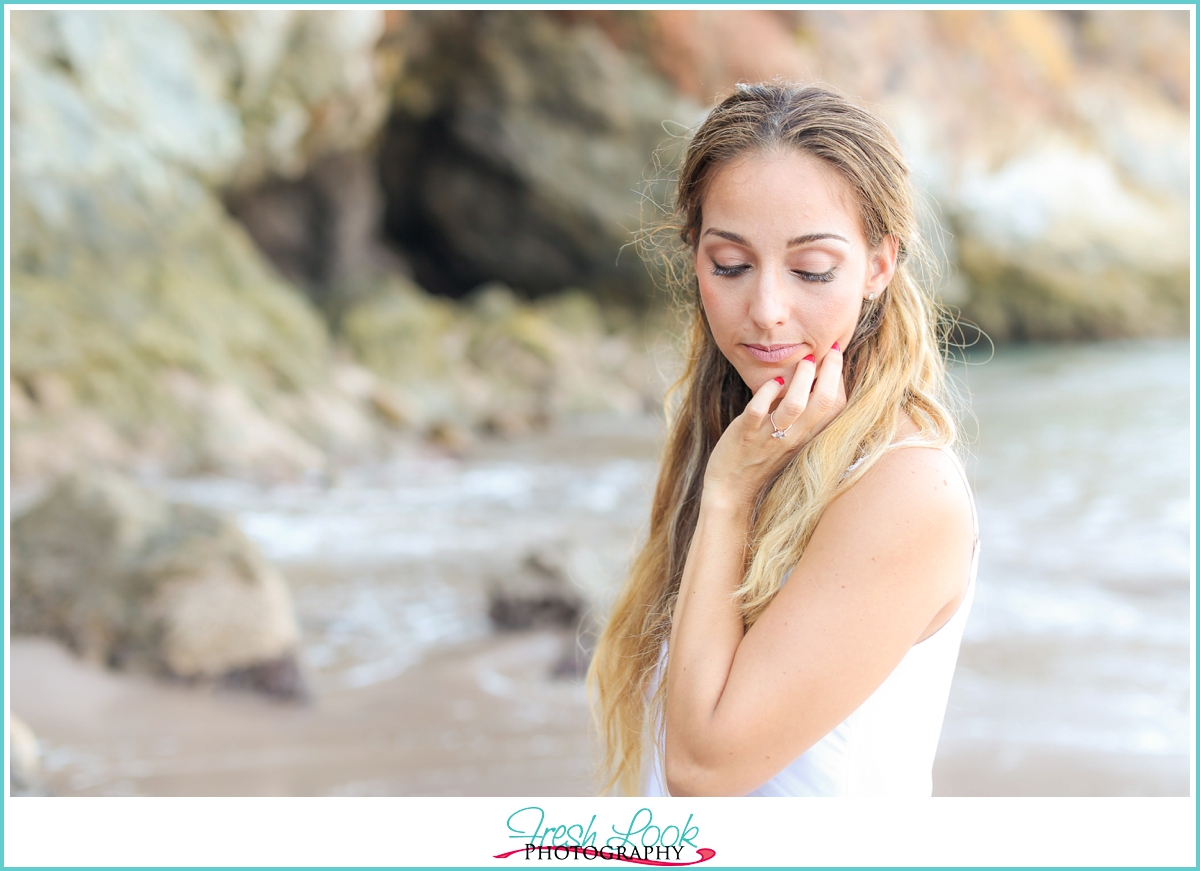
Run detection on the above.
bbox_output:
[589,83,978,797]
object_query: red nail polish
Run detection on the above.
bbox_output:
[774,376,785,385]
[803,354,815,363]
[832,342,841,352]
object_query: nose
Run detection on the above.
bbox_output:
[747,265,789,330]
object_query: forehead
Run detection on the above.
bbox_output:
[701,150,865,243]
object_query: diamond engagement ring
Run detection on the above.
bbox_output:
[769,411,792,440]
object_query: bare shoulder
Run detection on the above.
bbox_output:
[835,445,973,541]
[869,444,969,500]
[806,443,975,610]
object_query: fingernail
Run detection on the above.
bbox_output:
[803,354,815,363]
[774,376,785,385]
[832,342,841,352]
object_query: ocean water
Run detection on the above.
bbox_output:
[156,416,662,690]
[157,338,1192,783]
[942,338,1192,765]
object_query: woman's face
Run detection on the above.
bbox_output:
[694,149,898,391]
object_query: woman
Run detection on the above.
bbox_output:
[588,83,978,797]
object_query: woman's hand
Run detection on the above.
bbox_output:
[703,345,848,507]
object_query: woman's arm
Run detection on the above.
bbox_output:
[663,357,974,796]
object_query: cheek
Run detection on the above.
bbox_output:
[785,286,860,339]
[813,289,862,327]
[796,281,854,319]
[697,278,738,342]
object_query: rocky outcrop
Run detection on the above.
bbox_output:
[12,471,306,699]
[378,11,697,302]
[949,114,1188,341]
[487,546,595,680]
[375,10,1189,339]
[340,279,670,438]
[488,549,586,633]
[9,10,391,482]
[9,10,1189,486]
[10,716,48,797]
[226,150,402,317]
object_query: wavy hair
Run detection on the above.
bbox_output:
[587,83,962,796]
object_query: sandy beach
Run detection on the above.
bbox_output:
[12,631,1188,798]
[12,630,595,797]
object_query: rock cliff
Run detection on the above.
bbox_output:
[12,471,307,698]
[10,9,1190,483]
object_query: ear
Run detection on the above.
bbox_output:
[864,235,900,300]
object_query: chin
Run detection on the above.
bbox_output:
[735,366,772,391]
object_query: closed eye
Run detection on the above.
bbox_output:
[796,269,836,284]
[710,262,750,278]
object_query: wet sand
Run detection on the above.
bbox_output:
[13,633,1189,797]
[934,740,1189,797]
[11,632,595,797]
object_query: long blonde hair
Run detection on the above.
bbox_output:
[587,83,962,796]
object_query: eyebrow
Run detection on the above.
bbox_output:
[702,229,850,247]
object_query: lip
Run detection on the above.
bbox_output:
[742,343,805,363]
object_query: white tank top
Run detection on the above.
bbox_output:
[644,446,979,797]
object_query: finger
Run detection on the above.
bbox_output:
[774,354,817,423]
[744,374,787,425]
[807,342,845,420]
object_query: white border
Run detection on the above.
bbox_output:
[3,797,1198,867]
[3,3,1196,869]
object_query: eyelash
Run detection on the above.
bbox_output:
[709,263,749,277]
[708,264,837,284]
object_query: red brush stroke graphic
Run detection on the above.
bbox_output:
[493,846,716,866]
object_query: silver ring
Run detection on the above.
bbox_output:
[769,411,792,440]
